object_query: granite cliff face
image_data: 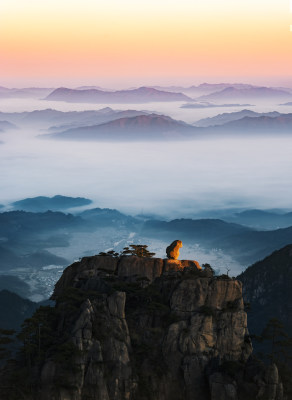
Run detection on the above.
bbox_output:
[1,255,284,400]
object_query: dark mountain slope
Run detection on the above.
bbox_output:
[237,244,292,336]
[216,226,292,264]
[0,256,284,399]
[0,290,38,330]
[142,218,251,242]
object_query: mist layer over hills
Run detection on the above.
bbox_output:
[1,91,292,213]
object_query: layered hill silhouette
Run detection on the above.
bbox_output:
[213,113,292,133]
[11,195,92,212]
[0,120,18,131]
[142,217,292,263]
[42,111,292,141]
[222,209,292,230]
[44,114,197,141]
[151,83,260,97]
[194,109,281,127]
[45,86,192,103]
[196,87,292,102]
[0,108,150,129]
[181,102,252,109]
[0,86,53,99]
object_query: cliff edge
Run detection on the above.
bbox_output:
[1,255,284,400]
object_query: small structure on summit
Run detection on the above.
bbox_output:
[166,240,183,260]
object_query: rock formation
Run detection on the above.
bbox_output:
[166,239,183,259]
[1,255,284,400]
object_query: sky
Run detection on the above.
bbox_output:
[0,0,292,87]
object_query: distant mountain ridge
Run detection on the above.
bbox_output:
[43,111,292,141]
[0,120,18,131]
[222,209,292,230]
[194,109,282,127]
[45,86,192,103]
[142,217,292,264]
[0,108,150,129]
[215,113,292,132]
[196,87,292,101]
[11,195,92,211]
[0,87,54,99]
[43,113,197,141]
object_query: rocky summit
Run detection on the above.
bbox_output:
[1,255,285,400]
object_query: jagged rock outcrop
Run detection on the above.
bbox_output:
[52,255,202,298]
[1,255,284,400]
[166,239,183,260]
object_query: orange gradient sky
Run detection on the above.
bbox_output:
[0,0,292,87]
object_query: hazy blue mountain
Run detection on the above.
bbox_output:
[150,83,259,96]
[0,87,54,99]
[42,111,292,142]
[0,210,83,242]
[181,102,252,109]
[45,86,192,103]
[194,110,281,127]
[79,208,139,228]
[75,85,111,91]
[0,275,31,298]
[44,114,197,141]
[0,245,68,271]
[47,109,151,132]
[0,108,131,128]
[142,217,292,264]
[0,207,141,271]
[196,87,292,102]
[0,210,81,269]
[11,195,92,212]
[222,209,292,230]
[142,218,251,243]
[0,121,18,131]
[211,114,292,133]
[216,226,292,263]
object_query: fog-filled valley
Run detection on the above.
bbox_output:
[1,83,292,303]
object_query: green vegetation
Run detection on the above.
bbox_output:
[98,250,119,257]
[97,244,156,258]
[121,244,156,257]
[17,306,58,365]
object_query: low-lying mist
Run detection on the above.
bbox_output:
[1,97,292,218]
[1,129,292,217]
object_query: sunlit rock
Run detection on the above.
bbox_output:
[166,239,183,260]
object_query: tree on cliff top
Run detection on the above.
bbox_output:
[122,244,155,258]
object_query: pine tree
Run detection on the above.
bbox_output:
[121,244,155,258]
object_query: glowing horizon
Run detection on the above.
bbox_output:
[1,0,292,87]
